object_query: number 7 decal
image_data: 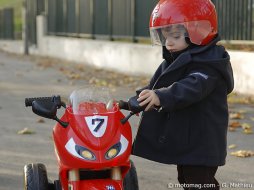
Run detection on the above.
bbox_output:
[85,116,108,137]
[92,118,104,132]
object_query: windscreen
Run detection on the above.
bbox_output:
[69,86,114,114]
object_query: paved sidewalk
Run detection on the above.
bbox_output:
[0,51,253,190]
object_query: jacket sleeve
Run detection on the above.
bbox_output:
[154,66,220,112]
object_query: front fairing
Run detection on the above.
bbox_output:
[66,105,132,162]
[53,87,132,170]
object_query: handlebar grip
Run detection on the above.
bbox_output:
[118,100,130,110]
[25,97,53,107]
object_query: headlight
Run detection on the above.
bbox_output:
[107,148,118,158]
[105,142,121,160]
[81,150,94,160]
[75,145,96,161]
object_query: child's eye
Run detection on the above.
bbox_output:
[173,36,180,39]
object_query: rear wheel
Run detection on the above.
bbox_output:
[48,179,62,190]
[123,160,139,190]
[24,163,49,190]
[53,180,62,190]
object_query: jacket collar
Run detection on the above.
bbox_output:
[152,51,192,89]
[162,35,220,75]
[161,50,191,76]
[188,35,220,55]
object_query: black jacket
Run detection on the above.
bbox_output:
[132,36,234,166]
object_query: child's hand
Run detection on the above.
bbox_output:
[137,90,160,111]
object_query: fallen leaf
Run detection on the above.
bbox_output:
[228,144,237,149]
[17,128,35,135]
[69,73,81,80]
[228,127,236,132]
[37,118,45,123]
[243,128,253,134]
[230,150,254,158]
[229,112,244,119]
[241,123,252,129]
[229,121,241,128]
[37,60,54,68]
[33,55,150,90]
[241,123,253,134]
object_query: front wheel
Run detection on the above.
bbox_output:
[24,163,49,190]
[123,160,139,190]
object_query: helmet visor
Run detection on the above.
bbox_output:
[150,21,212,46]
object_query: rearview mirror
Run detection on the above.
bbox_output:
[32,100,57,119]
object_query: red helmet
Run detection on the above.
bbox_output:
[149,0,218,45]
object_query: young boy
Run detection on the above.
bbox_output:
[131,0,234,189]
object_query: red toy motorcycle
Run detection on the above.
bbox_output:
[24,87,142,190]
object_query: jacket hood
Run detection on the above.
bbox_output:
[189,35,234,94]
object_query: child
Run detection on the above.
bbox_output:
[131,0,234,189]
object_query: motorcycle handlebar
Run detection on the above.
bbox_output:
[118,100,129,110]
[25,97,53,107]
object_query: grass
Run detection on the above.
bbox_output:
[0,0,23,36]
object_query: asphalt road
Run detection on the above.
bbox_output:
[0,51,253,190]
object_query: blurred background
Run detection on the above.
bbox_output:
[0,0,253,45]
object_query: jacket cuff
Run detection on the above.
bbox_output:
[154,88,173,112]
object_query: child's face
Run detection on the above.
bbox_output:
[161,25,189,52]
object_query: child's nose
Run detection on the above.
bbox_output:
[166,37,174,46]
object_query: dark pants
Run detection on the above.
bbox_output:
[177,165,220,190]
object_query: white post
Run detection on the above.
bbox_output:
[36,14,47,53]
[22,0,29,55]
